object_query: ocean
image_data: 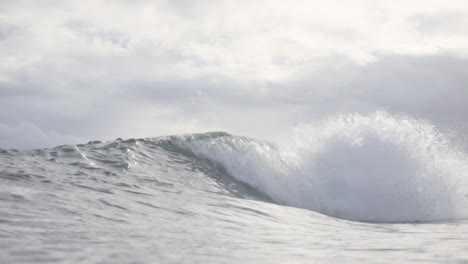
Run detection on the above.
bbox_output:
[1,112,468,263]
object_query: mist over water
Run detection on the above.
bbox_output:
[1,111,468,263]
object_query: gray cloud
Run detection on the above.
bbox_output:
[1,53,468,148]
[0,25,20,41]
[65,20,130,49]
[1,0,468,149]
[410,11,468,36]
[0,122,83,149]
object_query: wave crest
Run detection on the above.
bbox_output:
[178,112,468,223]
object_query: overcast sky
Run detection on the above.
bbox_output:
[1,0,468,149]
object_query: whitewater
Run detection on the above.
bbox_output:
[1,112,468,263]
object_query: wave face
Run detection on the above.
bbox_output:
[2,112,468,262]
[177,112,468,222]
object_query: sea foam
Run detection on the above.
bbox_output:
[179,111,468,222]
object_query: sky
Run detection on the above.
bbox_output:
[1,0,468,149]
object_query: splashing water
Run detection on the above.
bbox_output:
[2,111,468,263]
[179,111,468,222]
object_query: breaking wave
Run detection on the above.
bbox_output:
[2,111,467,223]
[176,111,468,222]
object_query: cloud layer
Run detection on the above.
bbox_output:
[1,0,468,148]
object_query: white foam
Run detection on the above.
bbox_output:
[181,111,468,222]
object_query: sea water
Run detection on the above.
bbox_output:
[1,112,468,263]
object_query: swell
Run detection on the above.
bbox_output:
[2,112,468,223]
[0,133,272,204]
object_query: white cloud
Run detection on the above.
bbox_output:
[2,0,468,82]
[1,0,468,148]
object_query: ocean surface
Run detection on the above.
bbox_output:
[1,112,468,263]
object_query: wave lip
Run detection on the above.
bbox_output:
[177,112,468,223]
